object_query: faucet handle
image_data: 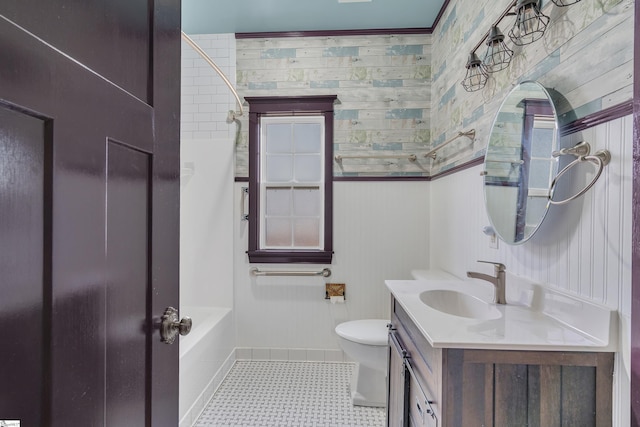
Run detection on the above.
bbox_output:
[477,260,505,272]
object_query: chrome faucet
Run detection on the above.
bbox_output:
[466,261,507,304]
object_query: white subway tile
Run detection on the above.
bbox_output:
[251,348,270,360]
[306,349,325,362]
[324,350,345,362]
[193,75,214,86]
[192,131,213,139]
[194,112,212,122]
[235,348,252,360]
[198,121,219,131]
[182,85,199,95]
[288,349,307,361]
[270,348,289,361]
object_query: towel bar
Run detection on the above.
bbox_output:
[250,267,331,277]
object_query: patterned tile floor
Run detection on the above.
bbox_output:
[195,361,386,427]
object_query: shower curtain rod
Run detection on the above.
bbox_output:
[181,31,244,119]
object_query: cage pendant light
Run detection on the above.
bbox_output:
[508,0,550,46]
[551,0,582,5]
[482,26,514,73]
[461,53,488,92]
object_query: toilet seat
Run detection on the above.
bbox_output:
[335,319,388,346]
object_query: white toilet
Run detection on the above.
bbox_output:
[335,319,389,407]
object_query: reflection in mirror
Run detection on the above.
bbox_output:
[484,81,558,245]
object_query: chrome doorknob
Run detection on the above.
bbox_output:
[160,306,192,344]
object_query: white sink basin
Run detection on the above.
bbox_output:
[419,289,501,320]
[386,274,617,351]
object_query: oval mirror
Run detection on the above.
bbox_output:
[484,81,559,245]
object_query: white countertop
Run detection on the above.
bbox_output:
[386,275,618,352]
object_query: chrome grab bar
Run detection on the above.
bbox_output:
[334,129,475,163]
[241,187,249,221]
[335,153,417,162]
[485,159,524,165]
[423,129,475,160]
[250,267,331,277]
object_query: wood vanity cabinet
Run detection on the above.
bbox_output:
[387,298,614,427]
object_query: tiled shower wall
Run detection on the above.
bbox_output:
[235,35,432,177]
[181,34,237,141]
[430,0,633,174]
[180,33,238,308]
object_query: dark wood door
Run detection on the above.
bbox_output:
[0,1,180,425]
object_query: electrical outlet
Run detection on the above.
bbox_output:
[489,233,499,249]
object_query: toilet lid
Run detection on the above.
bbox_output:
[335,319,389,346]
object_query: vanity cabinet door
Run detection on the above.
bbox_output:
[406,359,438,427]
[390,303,442,427]
[388,330,409,427]
[389,296,613,427]
[443,349,614,427]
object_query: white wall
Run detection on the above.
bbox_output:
[233,180,430,359]
[429,115,632,426]
[180,33,238,310]
[180,138,235,309]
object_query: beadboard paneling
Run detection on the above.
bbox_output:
[429,115,632,426]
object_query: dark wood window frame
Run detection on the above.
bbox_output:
[245,95,337,264]
[515,98,554,242]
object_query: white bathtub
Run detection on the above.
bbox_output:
[179,306,234,427]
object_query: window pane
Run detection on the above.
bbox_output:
[294,123,322,153]
[265,123,292,153]
[265,218,292,247]
[293,188,320,216]
[266,188,292,216]
[294,218,320,247]
[528,159,552,188]
[531,127,554,157]
[294,154,321,182]
[266,154,293,182]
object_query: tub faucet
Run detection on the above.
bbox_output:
[466,261,507,304]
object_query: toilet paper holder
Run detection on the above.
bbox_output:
[325,283,346,301]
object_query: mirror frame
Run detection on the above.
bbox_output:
[483,81,559,245]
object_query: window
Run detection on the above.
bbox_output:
[245,95,336,264]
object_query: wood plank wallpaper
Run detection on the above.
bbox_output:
[430,0,633,175]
